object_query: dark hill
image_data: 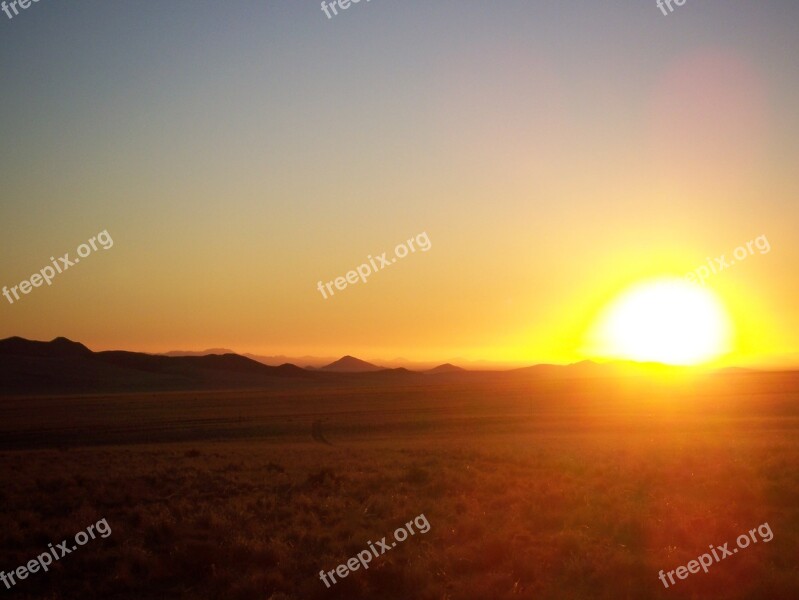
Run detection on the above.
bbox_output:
[0,336,92,358]
[320,355,383,373]
[0,337,314,396]
[426,363,466,374]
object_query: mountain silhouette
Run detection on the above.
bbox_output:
[0,336,93,358]
[319,355,383,373]
[0,337,313,395]
[163,348,237,357]
[426,363,466,374]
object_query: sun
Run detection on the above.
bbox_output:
[585,278,733,366]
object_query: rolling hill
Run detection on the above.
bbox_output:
[0,337,315,395]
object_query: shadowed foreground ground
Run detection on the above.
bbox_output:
[1,372,798,599]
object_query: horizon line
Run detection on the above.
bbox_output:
[3,335,799,373]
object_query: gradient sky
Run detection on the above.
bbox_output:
[1,1,797,367]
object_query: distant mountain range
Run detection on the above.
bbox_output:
[0,336,318,395]
[2,336,771,397]
[162,350,468,373]
[161,349,524,371]
[164,350,339,368]
[0,337,467,395]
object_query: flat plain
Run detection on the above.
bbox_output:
[1,371,798,599]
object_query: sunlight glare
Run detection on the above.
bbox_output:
[586,278,732,366]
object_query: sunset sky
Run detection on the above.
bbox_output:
[1,1,797,367]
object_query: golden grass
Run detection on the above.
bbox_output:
[0,372,797,599]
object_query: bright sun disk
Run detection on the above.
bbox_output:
[586,278,732,366]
